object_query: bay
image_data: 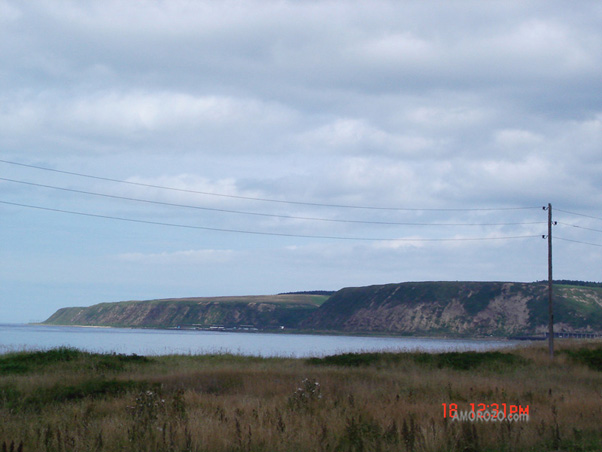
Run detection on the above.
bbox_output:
[0,324,520,357]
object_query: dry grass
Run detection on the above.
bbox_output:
[0,340,601,451]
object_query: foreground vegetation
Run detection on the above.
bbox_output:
[1,341,601,451]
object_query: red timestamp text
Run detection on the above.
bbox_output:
[442,403,530,419]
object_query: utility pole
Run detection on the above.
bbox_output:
[547,203,554,359]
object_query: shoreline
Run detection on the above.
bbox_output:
[30,322,529,341]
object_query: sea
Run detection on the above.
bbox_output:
[0,324,522,358]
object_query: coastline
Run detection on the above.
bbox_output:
[32,322,525,341]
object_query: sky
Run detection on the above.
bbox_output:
[1,0,602,323]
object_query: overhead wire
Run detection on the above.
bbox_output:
[0,177,546,228]
[553,209,602,248]
[2,162,598,280]
[0,200,542,242]
[0,159,542,212]
[556,221,602,234]
[0,159,549,243]
[555,236,602,248]
[555,208,602,222]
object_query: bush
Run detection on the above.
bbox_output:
[564,346,602,371]
[307,350,527,371]
[412,351,528,371]
[307,352,385,367]
[0,347,83,375]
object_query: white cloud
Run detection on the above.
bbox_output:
[0,89,297,155]
[358,32,435,66]
[299,118,437,157]
[371,238,426,250]
[65,92,269,131]
[484,19,599,75]
[4,91,292,134]
[0,1,20,22]
[116,249,234,265]
[406,105,492,130]
[494,129,544,149]
[0,98,43,136]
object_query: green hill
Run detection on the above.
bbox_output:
[301,281,602,336]
[43,294,328,330]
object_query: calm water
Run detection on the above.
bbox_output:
[0,324,521,357]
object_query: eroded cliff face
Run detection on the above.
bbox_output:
[300,282,602,336]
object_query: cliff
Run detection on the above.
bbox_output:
[43,282,602,337]
[301,281,602,336]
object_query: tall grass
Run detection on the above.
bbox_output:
[0,341,601,451]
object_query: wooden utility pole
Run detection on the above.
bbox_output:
[547,203,554,359]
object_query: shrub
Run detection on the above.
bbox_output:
[412,351,528,371]
[306,352,384,367]
[564,346,602,371]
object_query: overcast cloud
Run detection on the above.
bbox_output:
[1,1,601,322]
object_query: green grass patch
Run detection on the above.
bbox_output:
[92,353,151,372]
[412,351,528,371]
[0,347,152,375]
[0,382,22,410]
[0,347,83,374]
[307,350,528,371]
[26,378,151,409]
[563,346,602,371]
[307,352,392,367]
[462,285,501,316]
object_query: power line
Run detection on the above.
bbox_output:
[0,159,541,212]
[555,208,602,222]
[555,236,602,248]
[0,177,546,228]
[556,221,602,234]
[0,199,542,243]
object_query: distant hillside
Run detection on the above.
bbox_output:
[301,281,602,336]
[43,282,602,337]
[44,294,328,329]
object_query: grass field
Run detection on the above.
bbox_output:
[0,340,601,451]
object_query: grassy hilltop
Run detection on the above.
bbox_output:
[43,282,602,337]
[1,341,601,451]
[44,294,329,330]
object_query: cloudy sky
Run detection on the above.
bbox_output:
[1,1,601,323]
